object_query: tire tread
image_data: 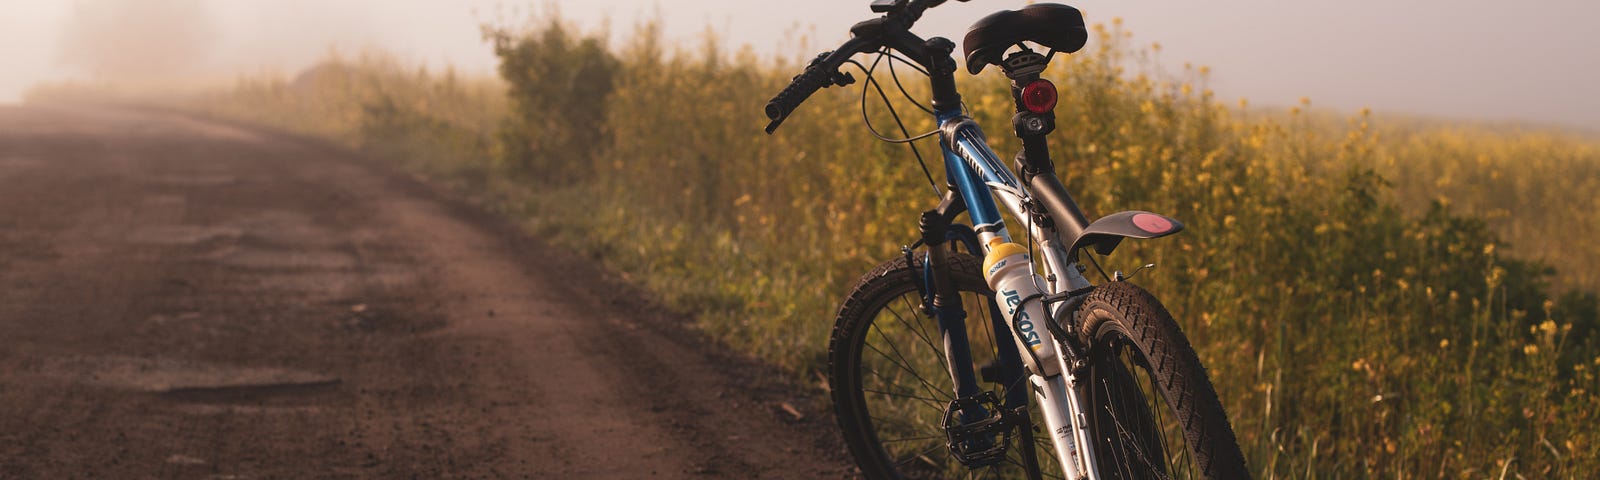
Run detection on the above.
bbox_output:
[1076,281,1251,480]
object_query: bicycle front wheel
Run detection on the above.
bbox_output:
[1074,281,1251,480]
[829,252,1060,479]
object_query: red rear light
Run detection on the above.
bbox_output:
[1021,79,1057,114]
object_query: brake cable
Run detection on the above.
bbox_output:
[845,53,942,197]
[884,50,934,115]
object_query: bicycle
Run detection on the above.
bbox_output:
[762,1,1250,479]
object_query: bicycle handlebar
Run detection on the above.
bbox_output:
[763,37,874,133]
[763,0,959,134]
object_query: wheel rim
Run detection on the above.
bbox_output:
[846,283,1064,479]
[1087,333,1200,480]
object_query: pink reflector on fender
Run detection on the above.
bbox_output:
[1131,213,1173,234]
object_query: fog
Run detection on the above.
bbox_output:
[2,0,501,95]
[3,0,1598,129]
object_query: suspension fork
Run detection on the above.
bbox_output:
[919,192,1027,403]
[917,193,1047,478]
[917,192,984,400]
[929,219,1028,410]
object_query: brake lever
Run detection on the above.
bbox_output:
[800,51,857,88]
[806,51,831,69]
[831,72,856,87]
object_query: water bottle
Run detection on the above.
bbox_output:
[982,241,1061,376]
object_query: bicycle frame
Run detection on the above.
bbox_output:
[929,106,1104,479]
[758,3,1190,474]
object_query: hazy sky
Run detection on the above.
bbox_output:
[3,0,1598,129]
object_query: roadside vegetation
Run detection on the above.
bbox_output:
[30,14,1600,478]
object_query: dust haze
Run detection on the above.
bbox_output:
[55,0,216,81]
[4,0,1599,129]
[11,0,498,96]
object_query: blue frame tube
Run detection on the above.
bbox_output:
[938,110,1021,243]
[928,108,1033,408]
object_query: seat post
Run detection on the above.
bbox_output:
[1001,48,1092,244]
[1001,49,1054,175]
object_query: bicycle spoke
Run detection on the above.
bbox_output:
[869,412,933,433]
[889,294,953,374]
[864,321,952,403]
[1087,333,1224,480]
[862,381,947,429]
[1131,345,1193,479]
[840,255,1178,480]
[879,433,945,444]
[1147,365,1176,475]
[862,386,946,405]
[1104,385,1139,480]
[892,444,945,467]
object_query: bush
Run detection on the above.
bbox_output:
[487,19,620,183]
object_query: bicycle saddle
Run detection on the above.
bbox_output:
[962,3,1087,74]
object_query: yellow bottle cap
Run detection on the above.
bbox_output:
[982,241,1029,275]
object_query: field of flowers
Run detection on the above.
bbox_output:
[40,15,1598,478]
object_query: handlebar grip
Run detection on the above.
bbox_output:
[763,37,876,134]
[764,65,831,134]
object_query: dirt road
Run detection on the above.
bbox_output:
[0,105,852,478]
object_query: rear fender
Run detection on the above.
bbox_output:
[1067,211,1184,256]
